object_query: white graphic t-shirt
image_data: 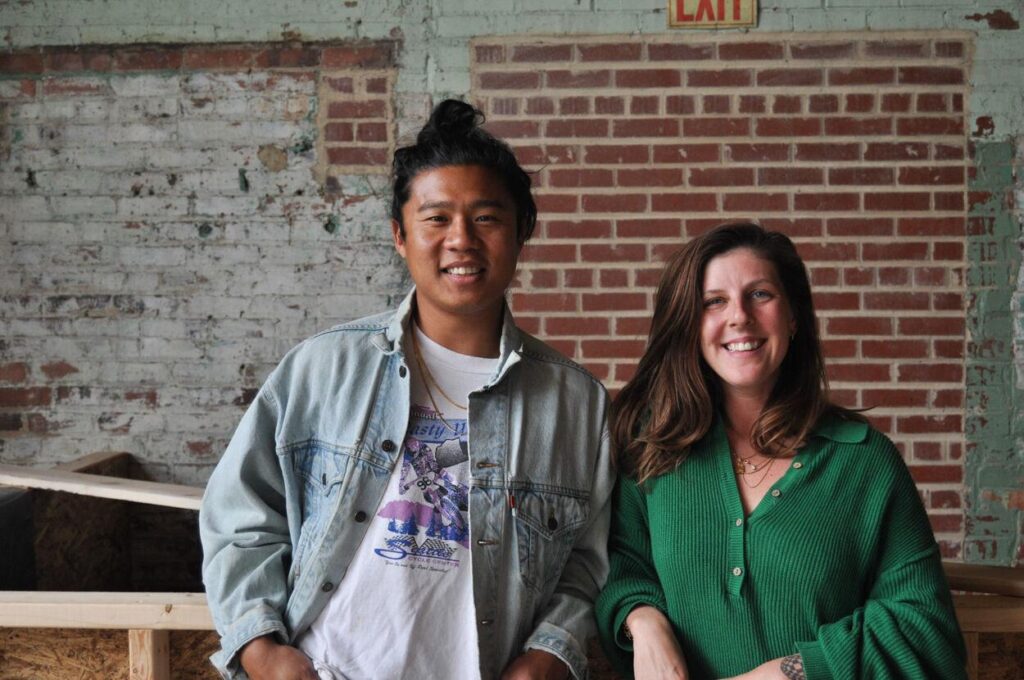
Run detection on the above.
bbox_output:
[298,325,498,680]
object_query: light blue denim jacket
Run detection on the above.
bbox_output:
[200,291,614,680]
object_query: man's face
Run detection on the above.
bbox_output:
[392,164,521,330]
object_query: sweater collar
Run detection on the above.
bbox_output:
[810,413,868,444]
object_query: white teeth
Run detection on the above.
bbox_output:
[447,267,481,275]
[725,340,763,352]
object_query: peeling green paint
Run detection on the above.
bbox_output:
[323,213,340,234]
[289,134,314,155]
[964,139,1024,565]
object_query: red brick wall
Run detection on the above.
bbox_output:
[473,33,970,552]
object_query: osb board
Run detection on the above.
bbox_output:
[32,491,131,591]
[130,506,203,592]
[0,628,126,680]
[169,630,220,679]
[124,457,203,593]
[29,453,203,592]
[979,632,1024,680]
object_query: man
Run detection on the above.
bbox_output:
[200,99,614,680]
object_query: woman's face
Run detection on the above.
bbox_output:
[700,247,796,405]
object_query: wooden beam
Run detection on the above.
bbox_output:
[129,629,170,680]
[0,591,214,630]
[963,632,979,680]
[56,451,134,473]
[953,594,1024,633]
[944,560,1024,598]
[0,463,202,510]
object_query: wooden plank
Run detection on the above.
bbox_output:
[56,451,134,474]
[129,629,170,680]
[0,464,202,510]
[954,594,1024,633]
[964,632,979,680]
[944,560,1024,597]
[0,592,214,630]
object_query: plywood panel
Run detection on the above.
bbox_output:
[0,628,127,680]
[169,630,221,680]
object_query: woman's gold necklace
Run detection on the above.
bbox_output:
[409,330,467,434]
[737,456,775,488]
[733,453,771,475]
[728,427,776,488]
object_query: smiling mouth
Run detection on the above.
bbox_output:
[724,340,765,352]
[443,266,483,276]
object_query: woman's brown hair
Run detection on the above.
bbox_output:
[611,222,863,483]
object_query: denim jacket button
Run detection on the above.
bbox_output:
[399,366,407,378]
[547,516,559,531]
[354,510,368,522]
[321,581,334,592]
[382,440,396,453]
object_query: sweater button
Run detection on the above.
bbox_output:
[793,461,803,469]
[732,567,743,577]
[735,518,743,526]
[771,489,781,498]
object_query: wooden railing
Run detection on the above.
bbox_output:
[0,452,211,679]
[1,455,1022,679]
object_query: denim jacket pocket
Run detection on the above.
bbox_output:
[287,440,351,582]
[514,487,589,594]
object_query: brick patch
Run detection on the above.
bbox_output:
[473,32,970,549]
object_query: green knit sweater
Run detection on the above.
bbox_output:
[595,415,966,680]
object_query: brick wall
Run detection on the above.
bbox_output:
[474,32,971,552]
[1,0,1022,564]
[0,42,402,484]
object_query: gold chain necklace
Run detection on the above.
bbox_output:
[409,330,467,435]
[733,453,772,475]
[738,456,776,488]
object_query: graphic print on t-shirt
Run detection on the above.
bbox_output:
[373,404,470,570]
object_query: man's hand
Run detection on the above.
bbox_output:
[501,648,570,680]
[239,635,319,680]
[626,606,689,680]
[722,655,804,680]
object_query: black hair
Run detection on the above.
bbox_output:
[390,99,537,244]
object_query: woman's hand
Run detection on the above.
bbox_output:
[626,606,689,680]
[500,648,570,680]
[239,635,320,680]
[722,654,804,680]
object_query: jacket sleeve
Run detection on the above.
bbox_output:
[795,448,967,680]
[594,474,671,679]
[200,384,292,679]
[523,427,616,680]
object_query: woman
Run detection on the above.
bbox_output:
[595,223,965,680]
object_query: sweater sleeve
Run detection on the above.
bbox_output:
[595,475,670,678]
[795,443,967,680]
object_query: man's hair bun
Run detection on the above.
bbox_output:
[418,99,482,144]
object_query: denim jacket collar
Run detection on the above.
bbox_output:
[381,288,524,388]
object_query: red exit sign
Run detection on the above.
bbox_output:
[669,0,757,28]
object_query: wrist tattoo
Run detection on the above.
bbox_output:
[780,654,805,680]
